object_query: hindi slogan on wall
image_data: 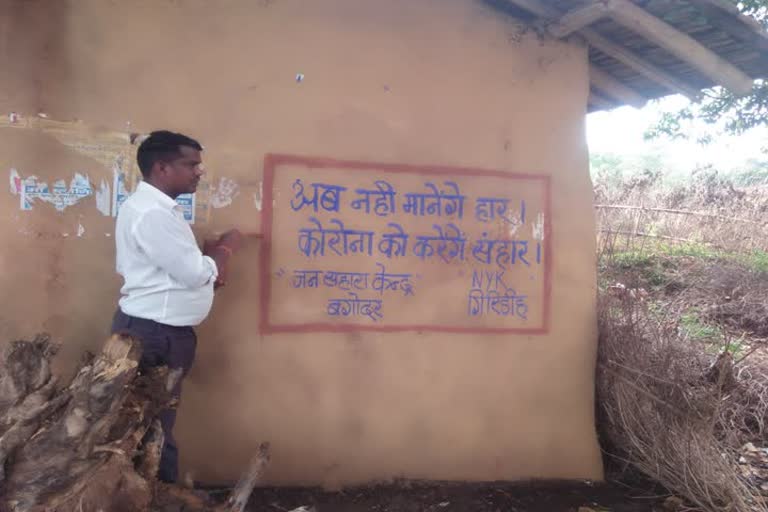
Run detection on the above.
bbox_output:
[260,155,551,334]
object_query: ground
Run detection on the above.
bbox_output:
[225,481,665,512]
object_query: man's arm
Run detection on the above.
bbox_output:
[133,208,218,288]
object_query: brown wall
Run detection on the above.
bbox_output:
[0,0,601,485]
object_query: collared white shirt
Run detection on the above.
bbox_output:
[115,181,218,326]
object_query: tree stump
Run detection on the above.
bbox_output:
[0,334,270,512]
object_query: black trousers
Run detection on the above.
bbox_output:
[111,309,197,483]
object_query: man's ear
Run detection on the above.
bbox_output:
[153,161,168,178]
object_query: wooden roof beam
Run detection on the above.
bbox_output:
[686,0,768,51]
[503,0,701,100]
[548,1,611,38]
[580,29,701,100]
[588,90,617,111]
[605,0,754,95]
[502,0,553,18]
[590,66,648,108]
[693,0,768,36]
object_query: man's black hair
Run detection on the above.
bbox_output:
[136,130,202,178]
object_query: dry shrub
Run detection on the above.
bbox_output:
[594,168,768,253]
[597,291,768,511]
[701,264,768,338]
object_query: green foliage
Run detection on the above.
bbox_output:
[644,2,768,142]
[681,309,746,357]
[680,310,721,342]
[743,249,768,273]
[608,250,668,286]
[611,242,718,262]
[609,245,768,278]
[612,250,656,268]
[591,152,665,181]
[661,243,719,260]
[737,0,768,27]
[730,157,768,185]
[645,81,768,143]
[590,149,768,192]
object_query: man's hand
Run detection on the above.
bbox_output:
[203,229,244,289]
[217,229,244,252]
[202,238,219,257]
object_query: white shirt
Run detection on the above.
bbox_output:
[115,181,218,326]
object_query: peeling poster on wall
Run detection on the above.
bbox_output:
[3,115,212,225]
[9,169,94,211]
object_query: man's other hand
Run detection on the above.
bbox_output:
[203,229,243,290]
[218,229,244,252]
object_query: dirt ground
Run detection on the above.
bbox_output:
[217,480,666,512]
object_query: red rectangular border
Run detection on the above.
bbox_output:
[259,153,552,335]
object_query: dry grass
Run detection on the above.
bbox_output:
[597,290,768,511]
[595,170,768,511]
[595,168,768,254]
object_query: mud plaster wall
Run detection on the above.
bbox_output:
[0,0,601,485]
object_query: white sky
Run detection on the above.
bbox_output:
[586,94,767,173]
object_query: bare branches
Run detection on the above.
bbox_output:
[598,292,768,511]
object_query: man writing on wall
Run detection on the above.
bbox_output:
[111,130,243,483]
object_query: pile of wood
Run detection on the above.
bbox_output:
[0,334,269,512]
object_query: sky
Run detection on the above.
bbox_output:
[586,94,767,174]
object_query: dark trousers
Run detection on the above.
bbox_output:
[111,309,197,483]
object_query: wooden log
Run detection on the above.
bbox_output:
[0,336,269,512]
[0,334,149,510]
[0,335,174,511]
[0,335,59,416]
[0,334,272,512]
[0,335,64,483]
[225,442,271,512]
[137,419,164,481]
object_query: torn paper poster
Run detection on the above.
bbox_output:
[18,173,93,211]
[9,168,21,195]
[192,180,212,224]
[253,181,263,211]
[210,177,239,209]
[506,201,525,237]
[95,161,117,216]
[112,169,196,224]
[533,212,546,241]
[95,178,111,216]
[111,169,131,218]
[176,193,196,224]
